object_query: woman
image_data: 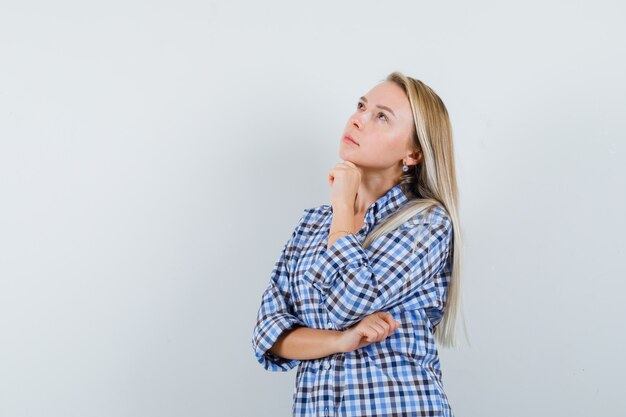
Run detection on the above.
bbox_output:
[252,71,465,417]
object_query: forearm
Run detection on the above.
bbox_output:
[327,204,354,249]
[269,326,344,360]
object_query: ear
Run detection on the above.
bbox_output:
[405,149,423,166]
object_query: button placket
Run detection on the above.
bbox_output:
[319,359,334,416]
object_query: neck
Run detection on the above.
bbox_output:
[353,174,401,214]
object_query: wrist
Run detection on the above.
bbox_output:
[328,230,352,239]
[331,201,354,214]
[330,205,355,230]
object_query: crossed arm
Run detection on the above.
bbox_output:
[269,326,344,360]
[252,205,452,371]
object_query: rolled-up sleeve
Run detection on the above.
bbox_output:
[302,208,453,330]
[251,213,307,372]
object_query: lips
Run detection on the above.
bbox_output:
[343,135,359,145]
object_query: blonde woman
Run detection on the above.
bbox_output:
[252,71,466,417]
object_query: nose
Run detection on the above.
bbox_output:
[351,113,363,129]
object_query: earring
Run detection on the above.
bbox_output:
[402,163,409,172]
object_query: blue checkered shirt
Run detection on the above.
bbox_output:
[252,183,455,416]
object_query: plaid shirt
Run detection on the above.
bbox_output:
[252,183,455,417]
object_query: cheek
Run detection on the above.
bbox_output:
[377,136,409,163]
[364,141,400,165]
[377,133,401,153]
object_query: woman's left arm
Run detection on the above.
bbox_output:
[252,211,308,372]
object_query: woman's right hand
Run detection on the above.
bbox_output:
[336,312,400,353]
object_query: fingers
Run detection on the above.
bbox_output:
[342,160,359,170]
[364,316,398,342]
[356,311,401,345]
[333,161,358,173]
[377,312,400,337]
[379,316,399,339]
[377,311,399,325]
[368,320,389,342]
[361,322,382,343]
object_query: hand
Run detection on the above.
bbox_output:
[327,160,361,209]
[336,312,400,353]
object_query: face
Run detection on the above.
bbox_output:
[340,81,421,172]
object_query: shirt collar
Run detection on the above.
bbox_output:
[369,182,409,224]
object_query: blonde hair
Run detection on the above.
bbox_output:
[362,71,469,348]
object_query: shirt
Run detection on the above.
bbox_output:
[251,182,455,417]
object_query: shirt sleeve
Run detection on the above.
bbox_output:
[302,208,453,330]
[251,212,307,372]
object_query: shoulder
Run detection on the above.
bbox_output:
[400,203,452,230]
[292,204,331,236]
[428,204,452,229]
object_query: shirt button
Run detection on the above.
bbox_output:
[324,361,331,370]
[324,407,329,416]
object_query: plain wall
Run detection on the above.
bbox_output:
[1,1,624,416]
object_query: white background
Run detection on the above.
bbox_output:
[1,1,624,416]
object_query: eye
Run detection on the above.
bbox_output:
[357,102,364,109]
[378,112,388,122]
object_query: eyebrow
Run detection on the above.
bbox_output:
[359,96,396,119]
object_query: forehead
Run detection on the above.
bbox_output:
[363,81,411,115]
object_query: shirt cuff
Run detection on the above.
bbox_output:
[252,313,304,372]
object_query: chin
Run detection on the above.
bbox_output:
[338,148,356,161]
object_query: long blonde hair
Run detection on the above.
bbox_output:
[362,71,469,348]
